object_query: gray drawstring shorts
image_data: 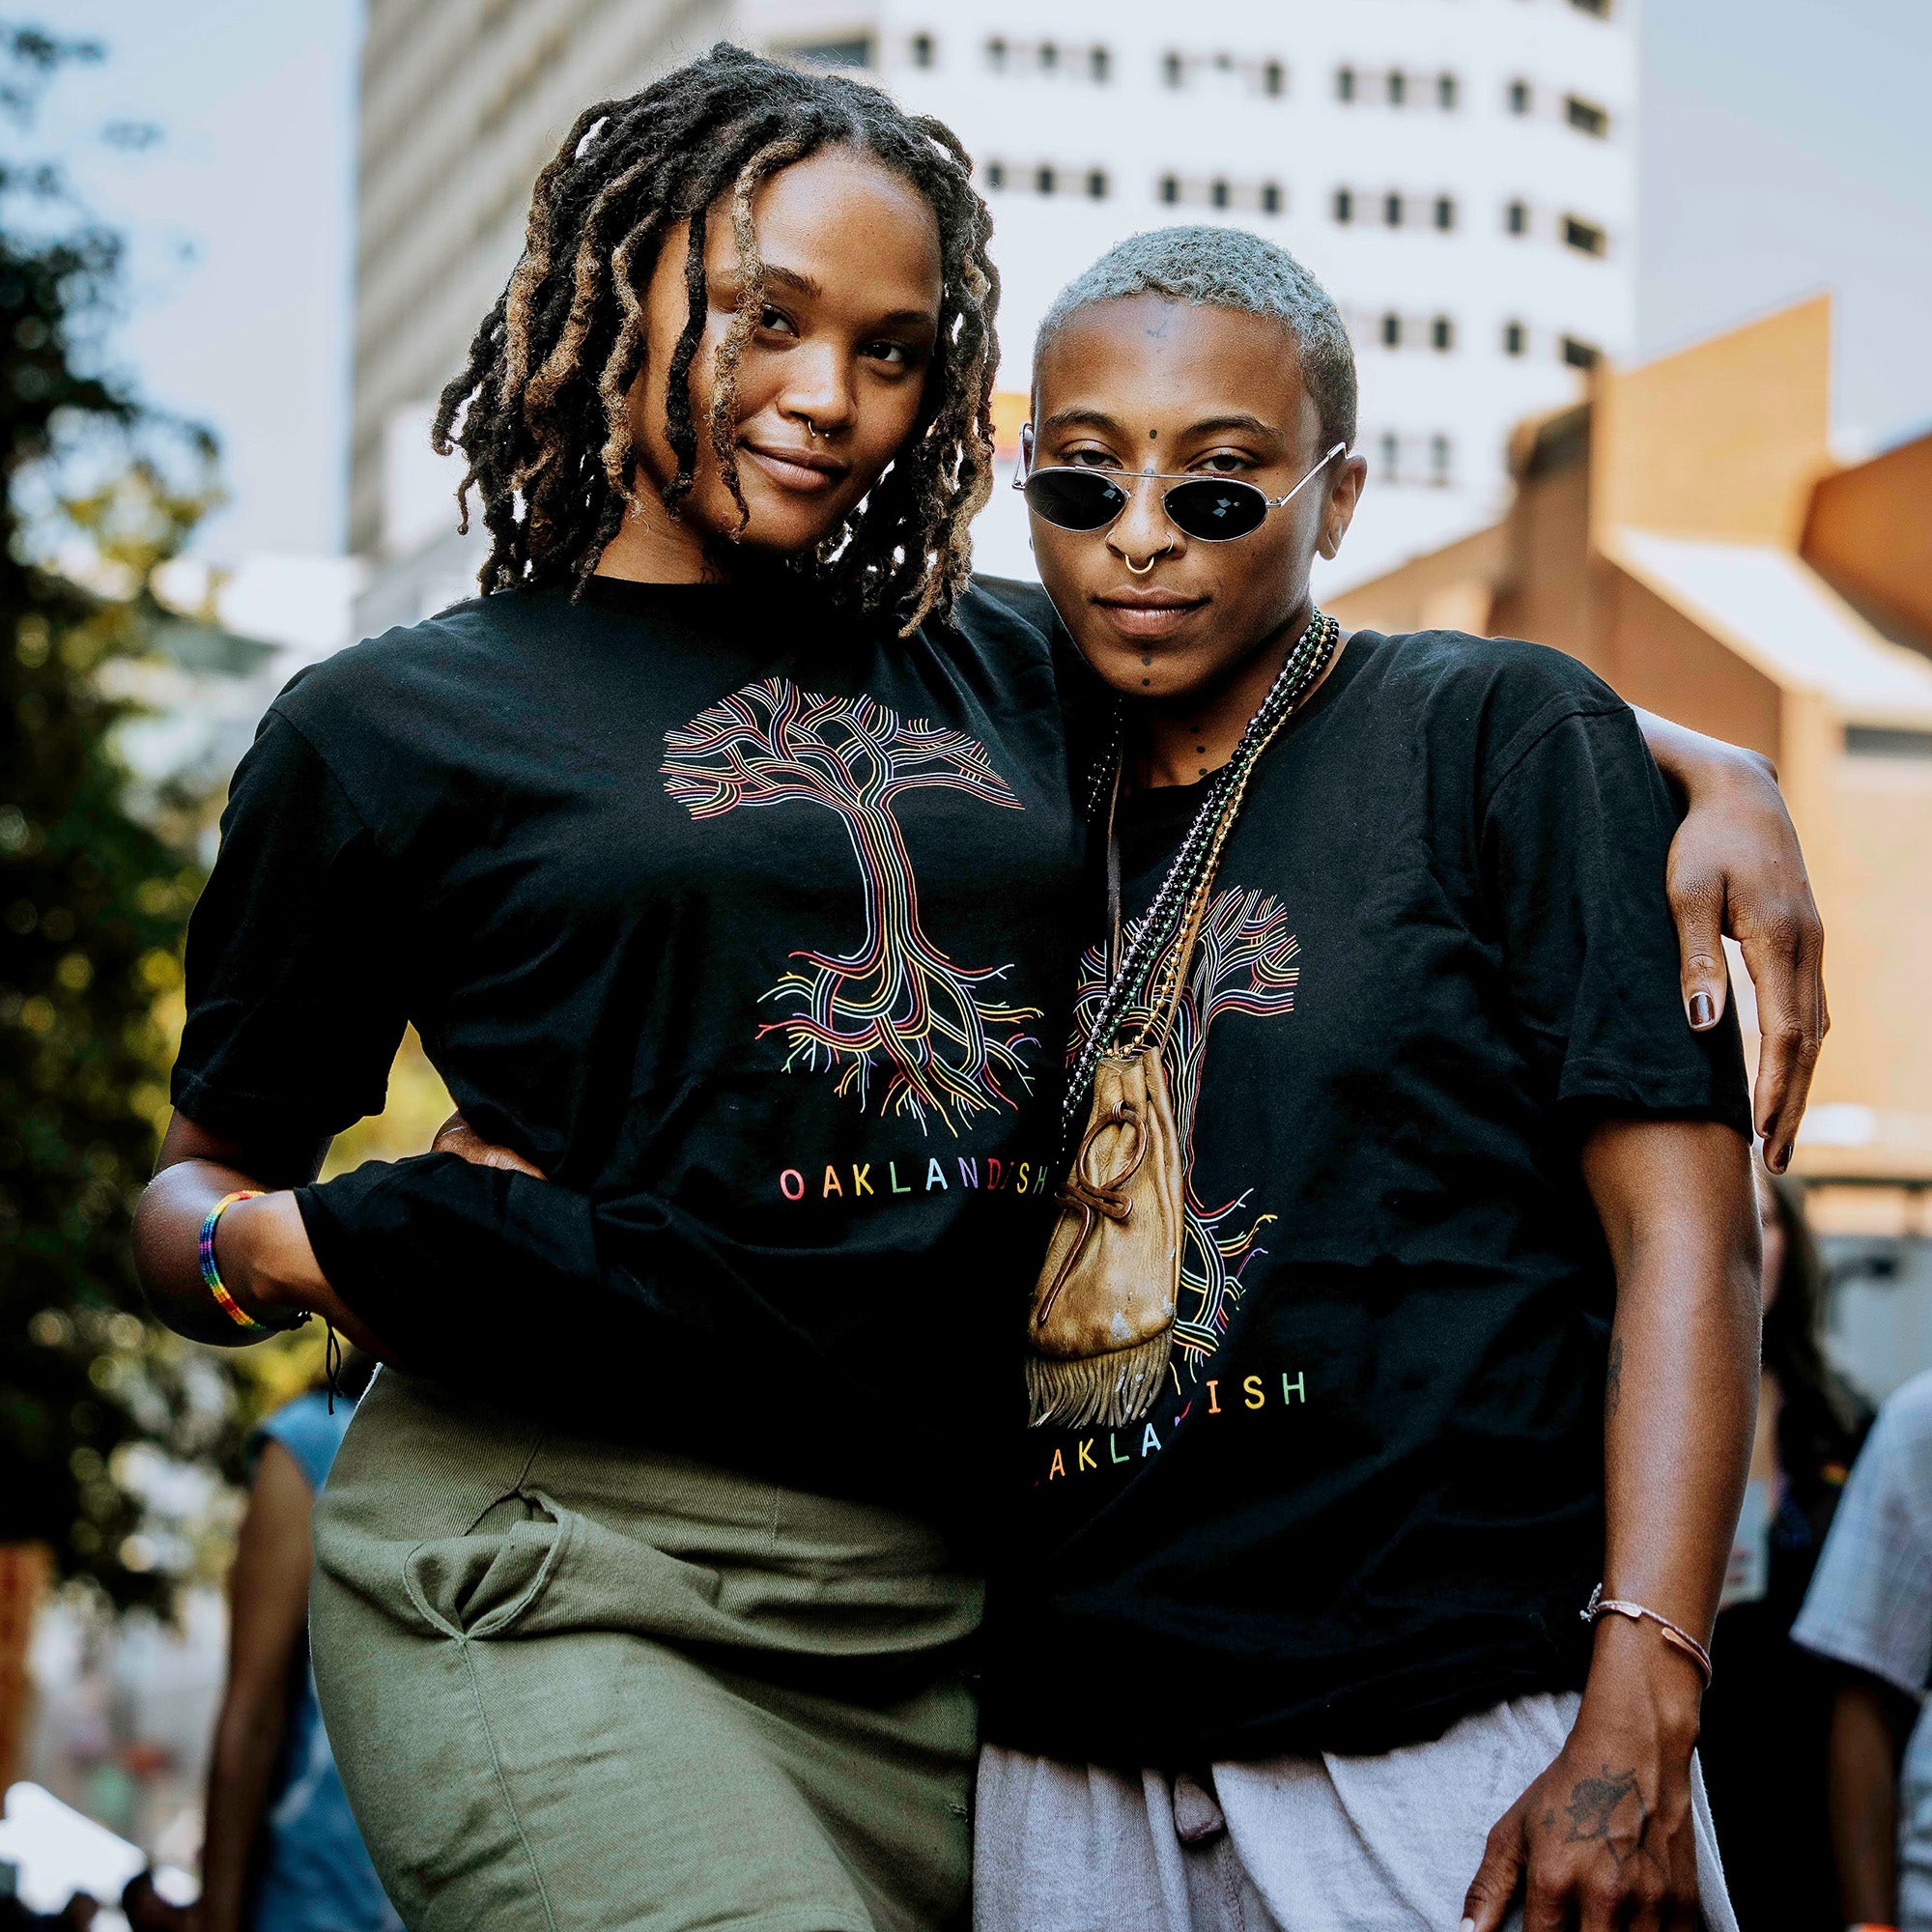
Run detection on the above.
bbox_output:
[974,1690,1738,1932]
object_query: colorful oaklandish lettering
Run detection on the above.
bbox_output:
[664,678,1042,1135]
[1038,1366,1312,1480]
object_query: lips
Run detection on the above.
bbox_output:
[1093,586,1208,639]
[739,440,849,494]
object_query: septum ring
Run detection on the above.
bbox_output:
[802,415,823,441]
[1122,546,1172,576]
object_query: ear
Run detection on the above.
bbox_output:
[1318,454,1369,560]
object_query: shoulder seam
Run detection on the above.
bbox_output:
[1480,696,1631,813]
[261,703,384,845]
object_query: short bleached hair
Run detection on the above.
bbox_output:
[1035,224,1358,451]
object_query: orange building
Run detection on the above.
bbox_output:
[1329,298,1932,1333]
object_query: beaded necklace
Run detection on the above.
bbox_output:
[1061,608,1339,1143]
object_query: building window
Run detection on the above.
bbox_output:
[1437,71,1459,109]
[1333,186,1354,223]
[910,32,934,68]
[1503,319,1527,355]
[1431,315,1454,351]
[1260,181,1283,214]
[1380,312,1402,348]
[783,37,870,69]
[1505,199,1529,236]
[1387,69,1406,105]
[1038,41,1059,71]
[1336,65,1355,101]
[1210,178,1231,209]
[1508,77,1531,114]
[1163,49,1183,87]
[1431,435,1452,486]
[1565,94,1609,137]
[1091,44,1111,81]
[1264,59,1285,97]
[1562,334,1603,369]
[1035,164,1057,195]
[1563,214,1607,255]
[1384,191,1404,227]
[1161,174,1180,205]
[1434,195,1456,231]
[1087,168,1109,199]
[985,160,1006,190]
[1379,432,1401,481]
[1571,0,1611,14]
[986,36,1007,71]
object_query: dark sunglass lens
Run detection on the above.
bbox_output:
[1023,469,1126,531]
[1164,478,1267,540]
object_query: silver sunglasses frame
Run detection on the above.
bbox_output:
[1011,429,1349,540]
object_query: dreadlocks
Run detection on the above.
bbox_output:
[432,43,1000,635]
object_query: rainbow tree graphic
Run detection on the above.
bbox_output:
[1069,886,1300,1387]
[662,677,1041,1135]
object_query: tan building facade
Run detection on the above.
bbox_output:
[1330,298,1932,1271]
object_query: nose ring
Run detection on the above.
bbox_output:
[1123,546,1171,576]
[803,415,822,441]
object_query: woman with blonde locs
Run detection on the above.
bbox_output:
[135,44,1822,1932]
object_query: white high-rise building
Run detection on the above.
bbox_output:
[352,0,1636,620]
[740,0,1637,585]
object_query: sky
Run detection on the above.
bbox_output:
[39,0,1932,564]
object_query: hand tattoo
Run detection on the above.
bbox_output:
[1605,1337,1624,1419]
[1563,1764,1646,1867]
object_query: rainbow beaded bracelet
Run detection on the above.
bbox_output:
[199,1190,304,1336]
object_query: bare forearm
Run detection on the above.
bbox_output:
[135,1156,294,1345]
[1598,1144,1760,1658]
[1462,1119,1760,1928]
[1832,1675,1910,1922]
[134,1114,379,1350]
[1634,707,1774,805]
[199,1696,286,1932]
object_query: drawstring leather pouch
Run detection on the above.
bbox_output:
[1026,684,1308,1431]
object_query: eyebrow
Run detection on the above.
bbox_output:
[762,263,823,300]
[757,262,938,332]
[1180,412,1284,441]
[1037,407,1286,441]
[1038,407,1125,437]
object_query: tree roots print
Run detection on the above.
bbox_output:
[663,677,1041,1134]
[1069,887,1299,1384]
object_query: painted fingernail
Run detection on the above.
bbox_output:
[1688,992,1716,1028]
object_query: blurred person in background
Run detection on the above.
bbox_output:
[121,1871,188,1932]
[195,1355,398,1932]
[1794,1369,1932,1932]
[1698,1169,1870,1928]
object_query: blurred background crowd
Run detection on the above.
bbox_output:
[2,0,1930,1923]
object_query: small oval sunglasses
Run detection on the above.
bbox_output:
[1013,426,1348,543]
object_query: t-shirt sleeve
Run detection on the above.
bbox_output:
[1480,699,1750,1132]
[249,1390,352,1493]
[1792,1375,1932,1695]
[172,708,412,1146]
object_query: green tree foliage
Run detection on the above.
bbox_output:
[0,26,239,1608]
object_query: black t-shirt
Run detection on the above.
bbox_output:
[173,577,1091,1536]
[979,627,1750,1762]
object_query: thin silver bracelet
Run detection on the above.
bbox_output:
[1581,1582,1715,1688]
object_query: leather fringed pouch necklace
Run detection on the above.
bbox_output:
[1026,609,1340,1431]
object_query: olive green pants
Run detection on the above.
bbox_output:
[309,1369,980,1932]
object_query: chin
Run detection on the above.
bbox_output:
[724,486,849,556]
